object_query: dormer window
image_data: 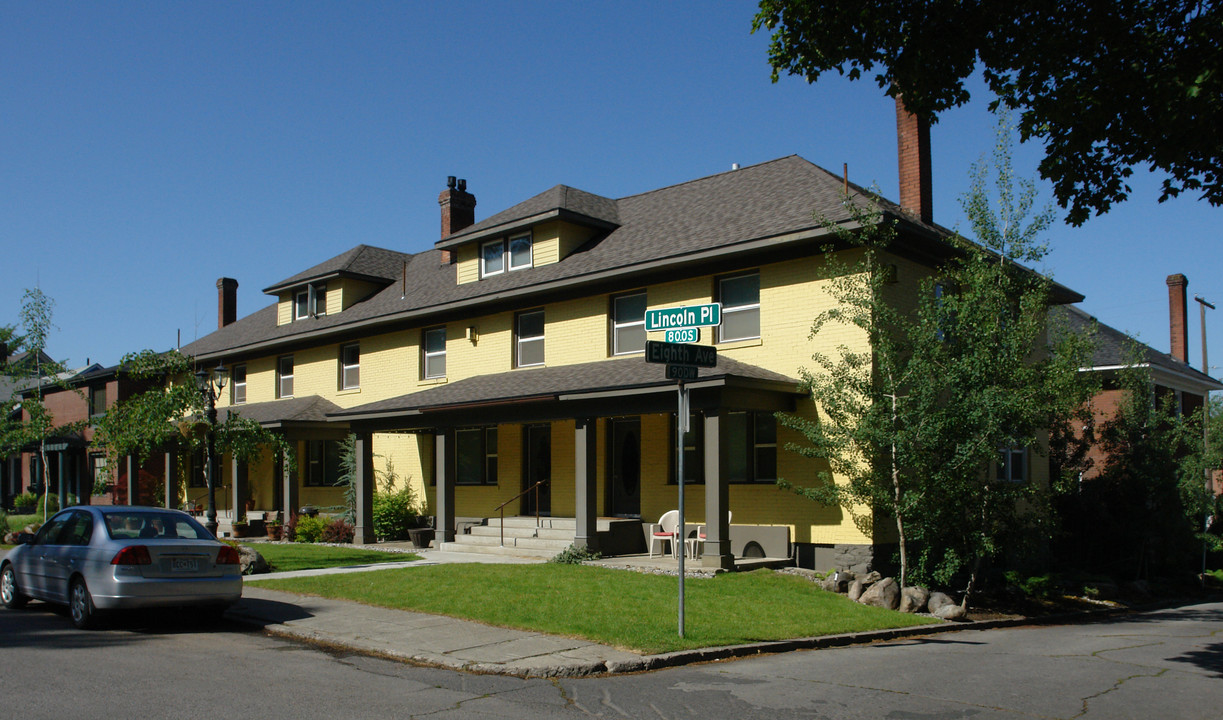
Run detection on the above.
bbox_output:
[294,284,328,320]
[480,234,532,278]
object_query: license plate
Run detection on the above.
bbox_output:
[170,558,199,572]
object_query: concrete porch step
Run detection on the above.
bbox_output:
[436,542,560,559]
[453,533,573,551]
[468,525,575,541]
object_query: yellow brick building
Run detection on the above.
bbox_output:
[179,156,1077,571]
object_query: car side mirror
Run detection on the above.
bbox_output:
[15,532,36,545]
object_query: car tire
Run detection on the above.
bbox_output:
[69,577,99,630]
[1,564,29,609]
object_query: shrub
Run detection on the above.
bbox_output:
[549,544,602,564]
[284,513,299,542]
[373,487,420,541]
[13,492,39,512]
[321,518,354,544]
[293,515,328,543]
[1004,571,1055,599]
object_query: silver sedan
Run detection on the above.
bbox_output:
[1,506,242,629]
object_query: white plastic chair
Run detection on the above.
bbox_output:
[648,510,680,558]
[691,511,732,559]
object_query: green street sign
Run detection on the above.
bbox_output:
[645,340,717,368]
[664,328,699,343]
[645,303,721,331]
[667,365,698,381]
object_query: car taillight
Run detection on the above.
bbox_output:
[111,545,152,565]
[216,546,241,565]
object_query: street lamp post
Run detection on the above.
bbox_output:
[1195,295,1214,577]
[194,363,228,537]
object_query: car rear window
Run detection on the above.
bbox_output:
[102,511,212,541]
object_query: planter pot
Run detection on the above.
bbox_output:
[266,525,282,541]
[407,527,434,549]
[231,524,249,539]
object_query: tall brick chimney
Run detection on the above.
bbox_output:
[438,176,476,264]
[1167,273,1189,363]
[895,95,933,224]
[217,277,238,329]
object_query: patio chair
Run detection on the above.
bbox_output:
[648,510,681,558]
[690,511,732,559]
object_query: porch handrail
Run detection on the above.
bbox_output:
[493,479,548,547]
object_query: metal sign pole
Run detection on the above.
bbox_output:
[677,379,686,637]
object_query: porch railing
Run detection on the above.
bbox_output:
[493,479,548,547]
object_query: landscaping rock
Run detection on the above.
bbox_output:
[847,578,865,602]
[859,570,882,586]
[237,545,269,575]
[820,570,854,593]
[899,585,930,614]
[927,591,956,614]
[859,577,900,610]
[934,603,967,621]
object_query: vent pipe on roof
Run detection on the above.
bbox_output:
[732,163,740,170]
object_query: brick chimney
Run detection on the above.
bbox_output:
[895,95,933,224]
[438,176,476,264]
[1167,273,1189,363]
[217,277,238,329]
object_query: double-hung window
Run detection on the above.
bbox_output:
[515,310,545,367]
[456,426,498,485]
[508,234,532,270]
[89,386,107,418]
[726,411,777,483]
[305,440,342,487]
[277,355,294,399]
[718,273,761,342]
[612,292,647,355]
[339,343,360,390]
[231,365,247,404]
[295,290,310,320]
[481,240,505,277]
[294,284,327,320]
[423,327,446,379]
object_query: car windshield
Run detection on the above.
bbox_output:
[102,511,212,541]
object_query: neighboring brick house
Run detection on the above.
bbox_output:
[176,105,1088,572]
[1062,276,1223,481]
[6,362,163,509]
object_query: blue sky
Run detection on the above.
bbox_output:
[3,2,1220,377]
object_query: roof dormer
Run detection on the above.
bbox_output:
[262,245,408,327]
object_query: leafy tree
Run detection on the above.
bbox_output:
[752,0,1223,225]
[780,117,1096,604]
[93,349,294,518]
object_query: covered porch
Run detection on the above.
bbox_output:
[330,354,806,570]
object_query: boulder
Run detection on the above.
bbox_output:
[927,591,956,614]
[236,545,269,575]
[899,585,931,614]
[847,578,865,602]
[821,570,855,593]
[859,577,900,610]
[933,603,967,621]
[859,570,882,586]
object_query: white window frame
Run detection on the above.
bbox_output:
[717,272,761,343]
[339,343,360,390]
[508,234,533,271]
[480,239,505,278]
[612,292,647,356]
[231,364,247,405]
[277,355,294,399]
[294,290,310,320]
[515,310,545,368]
[423,327,446,379]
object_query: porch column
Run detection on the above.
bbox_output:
[353,432,376,544]
[231,456,247,521]
[126,455,137,506]
[281,450,298,524]
[574,417,599,552]
[435,428,456,543]
[164,450,177,509]
[702,411,734,570]
[56,451,66,503]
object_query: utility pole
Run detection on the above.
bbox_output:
[1194,295,1214,577]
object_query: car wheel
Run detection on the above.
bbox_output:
[1,564,29,609]
[69,578,98,630]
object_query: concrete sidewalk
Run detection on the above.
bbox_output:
[225,547,977,678]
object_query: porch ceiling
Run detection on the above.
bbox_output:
[328,355,805,430]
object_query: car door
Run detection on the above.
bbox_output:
[13,512,71,600]
[39,510,95,604]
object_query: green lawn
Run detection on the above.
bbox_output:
[245,543,420,573]
[248,564,937,654]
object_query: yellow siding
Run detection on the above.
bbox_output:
[277,295,292,326]
[533,223,560,266]
[456,245,479,285]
